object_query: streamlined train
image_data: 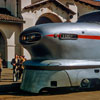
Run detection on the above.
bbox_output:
[19,22,100,93]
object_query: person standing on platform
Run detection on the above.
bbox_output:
[11,54,20,82]
[19,56,26,80]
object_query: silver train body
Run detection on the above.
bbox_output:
[20,23,100,93]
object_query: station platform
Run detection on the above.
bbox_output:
[0,68,21,93]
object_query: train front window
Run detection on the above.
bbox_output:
[20,32,41,44]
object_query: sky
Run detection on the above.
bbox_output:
[95,0,100,1]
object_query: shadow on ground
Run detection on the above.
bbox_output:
[0,83,100,96]
[0,83,38,96]
[0,83,20,94]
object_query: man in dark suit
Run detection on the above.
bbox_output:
[11,54,20,82]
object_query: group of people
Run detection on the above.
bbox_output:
[11,55,26,82]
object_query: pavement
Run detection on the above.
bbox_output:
[0,68,19,85]
[0,68,21,93]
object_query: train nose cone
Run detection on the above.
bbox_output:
[20,32,41,45]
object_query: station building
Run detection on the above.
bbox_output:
[0,0,24,68]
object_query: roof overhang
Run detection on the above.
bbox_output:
[0,14,25,24]
[77,0,100,7]
[23,0,76,15]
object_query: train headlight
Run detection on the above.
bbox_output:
[22,36,27,41]
[30,35,35,40]
[20,32,41,45]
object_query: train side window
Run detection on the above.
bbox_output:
[51,81,57,87]
[94,69,99,73]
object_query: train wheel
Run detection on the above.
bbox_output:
[81,79,90,88]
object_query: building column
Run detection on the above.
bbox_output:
[7,32,15,68]
[7,45,15,68]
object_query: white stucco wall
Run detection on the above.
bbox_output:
[0,23,23,67]
[21,0,31,10]
[22,2,70,29]
[69,4,77,22]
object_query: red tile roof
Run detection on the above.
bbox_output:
[79,0,100,7]
[23,0,76,14]
[0,14,25,23]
